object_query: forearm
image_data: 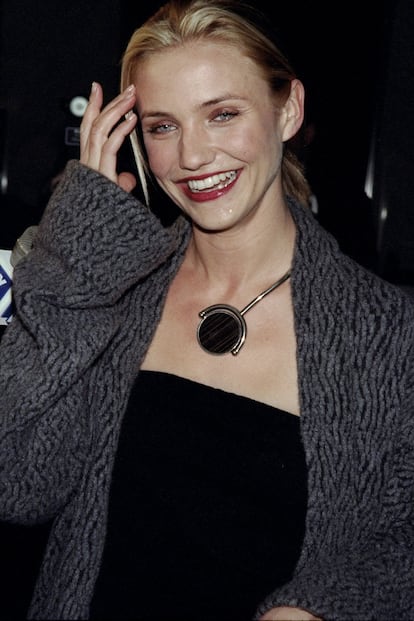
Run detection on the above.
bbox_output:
[0,163,132,521]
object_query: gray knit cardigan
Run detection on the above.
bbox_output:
[1,160,413,621]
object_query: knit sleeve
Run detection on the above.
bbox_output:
[255,308,414,621]
[0,160,187,525]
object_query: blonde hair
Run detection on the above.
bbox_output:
[121,0,311,206]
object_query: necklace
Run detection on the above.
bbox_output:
[197,268,291,356]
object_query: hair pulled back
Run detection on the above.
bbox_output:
[121,0,311,206]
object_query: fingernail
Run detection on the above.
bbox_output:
[90,81,97,96]
[124,84,135,98]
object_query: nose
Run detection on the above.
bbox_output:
[178,125,214,171]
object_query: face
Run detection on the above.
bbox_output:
[134,40,296,233]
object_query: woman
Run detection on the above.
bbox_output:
[0,1,413,620]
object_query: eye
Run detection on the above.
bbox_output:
[213,110,238,122]
[146,122,176,135]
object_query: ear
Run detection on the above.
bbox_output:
[280,78,305,142]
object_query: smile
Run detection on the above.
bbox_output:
[187,171,237,192]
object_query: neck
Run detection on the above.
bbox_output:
[187,205,296,289]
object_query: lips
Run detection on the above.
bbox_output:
[178,169,240,202]
[187,171,237,192]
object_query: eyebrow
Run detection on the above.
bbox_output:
[140,93,248,120]
[200,93,247,107]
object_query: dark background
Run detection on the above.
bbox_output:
[2,0,413,284]
[0,0,413,618]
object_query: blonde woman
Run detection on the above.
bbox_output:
[1,2,413,619]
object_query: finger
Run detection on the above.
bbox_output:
[80,82,103,161]
[118,172,137,193]
[83,85,136,172]
[98,112,138,184]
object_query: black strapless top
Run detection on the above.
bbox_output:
[90,370,307,621]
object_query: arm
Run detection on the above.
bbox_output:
[0,84,186,524]
[256,332,414,621]
[0,163,144,523]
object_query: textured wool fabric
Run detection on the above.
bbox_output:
[0,160,413,620]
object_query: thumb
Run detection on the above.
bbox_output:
[118,172,137,193]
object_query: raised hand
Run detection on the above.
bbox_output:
[80,81,138,193]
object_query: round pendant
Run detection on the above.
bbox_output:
[197,303,247,355]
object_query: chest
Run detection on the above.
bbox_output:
[141,275,300,415]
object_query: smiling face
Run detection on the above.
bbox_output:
[134,40,299,233]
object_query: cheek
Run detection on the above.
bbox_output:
[222,130,258,162]
[143,139,173,179]
[230,129,272,163]
[229,113,278,162]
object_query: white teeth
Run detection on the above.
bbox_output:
[188,171,236,192]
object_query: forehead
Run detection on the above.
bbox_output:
[134,40,270,108]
